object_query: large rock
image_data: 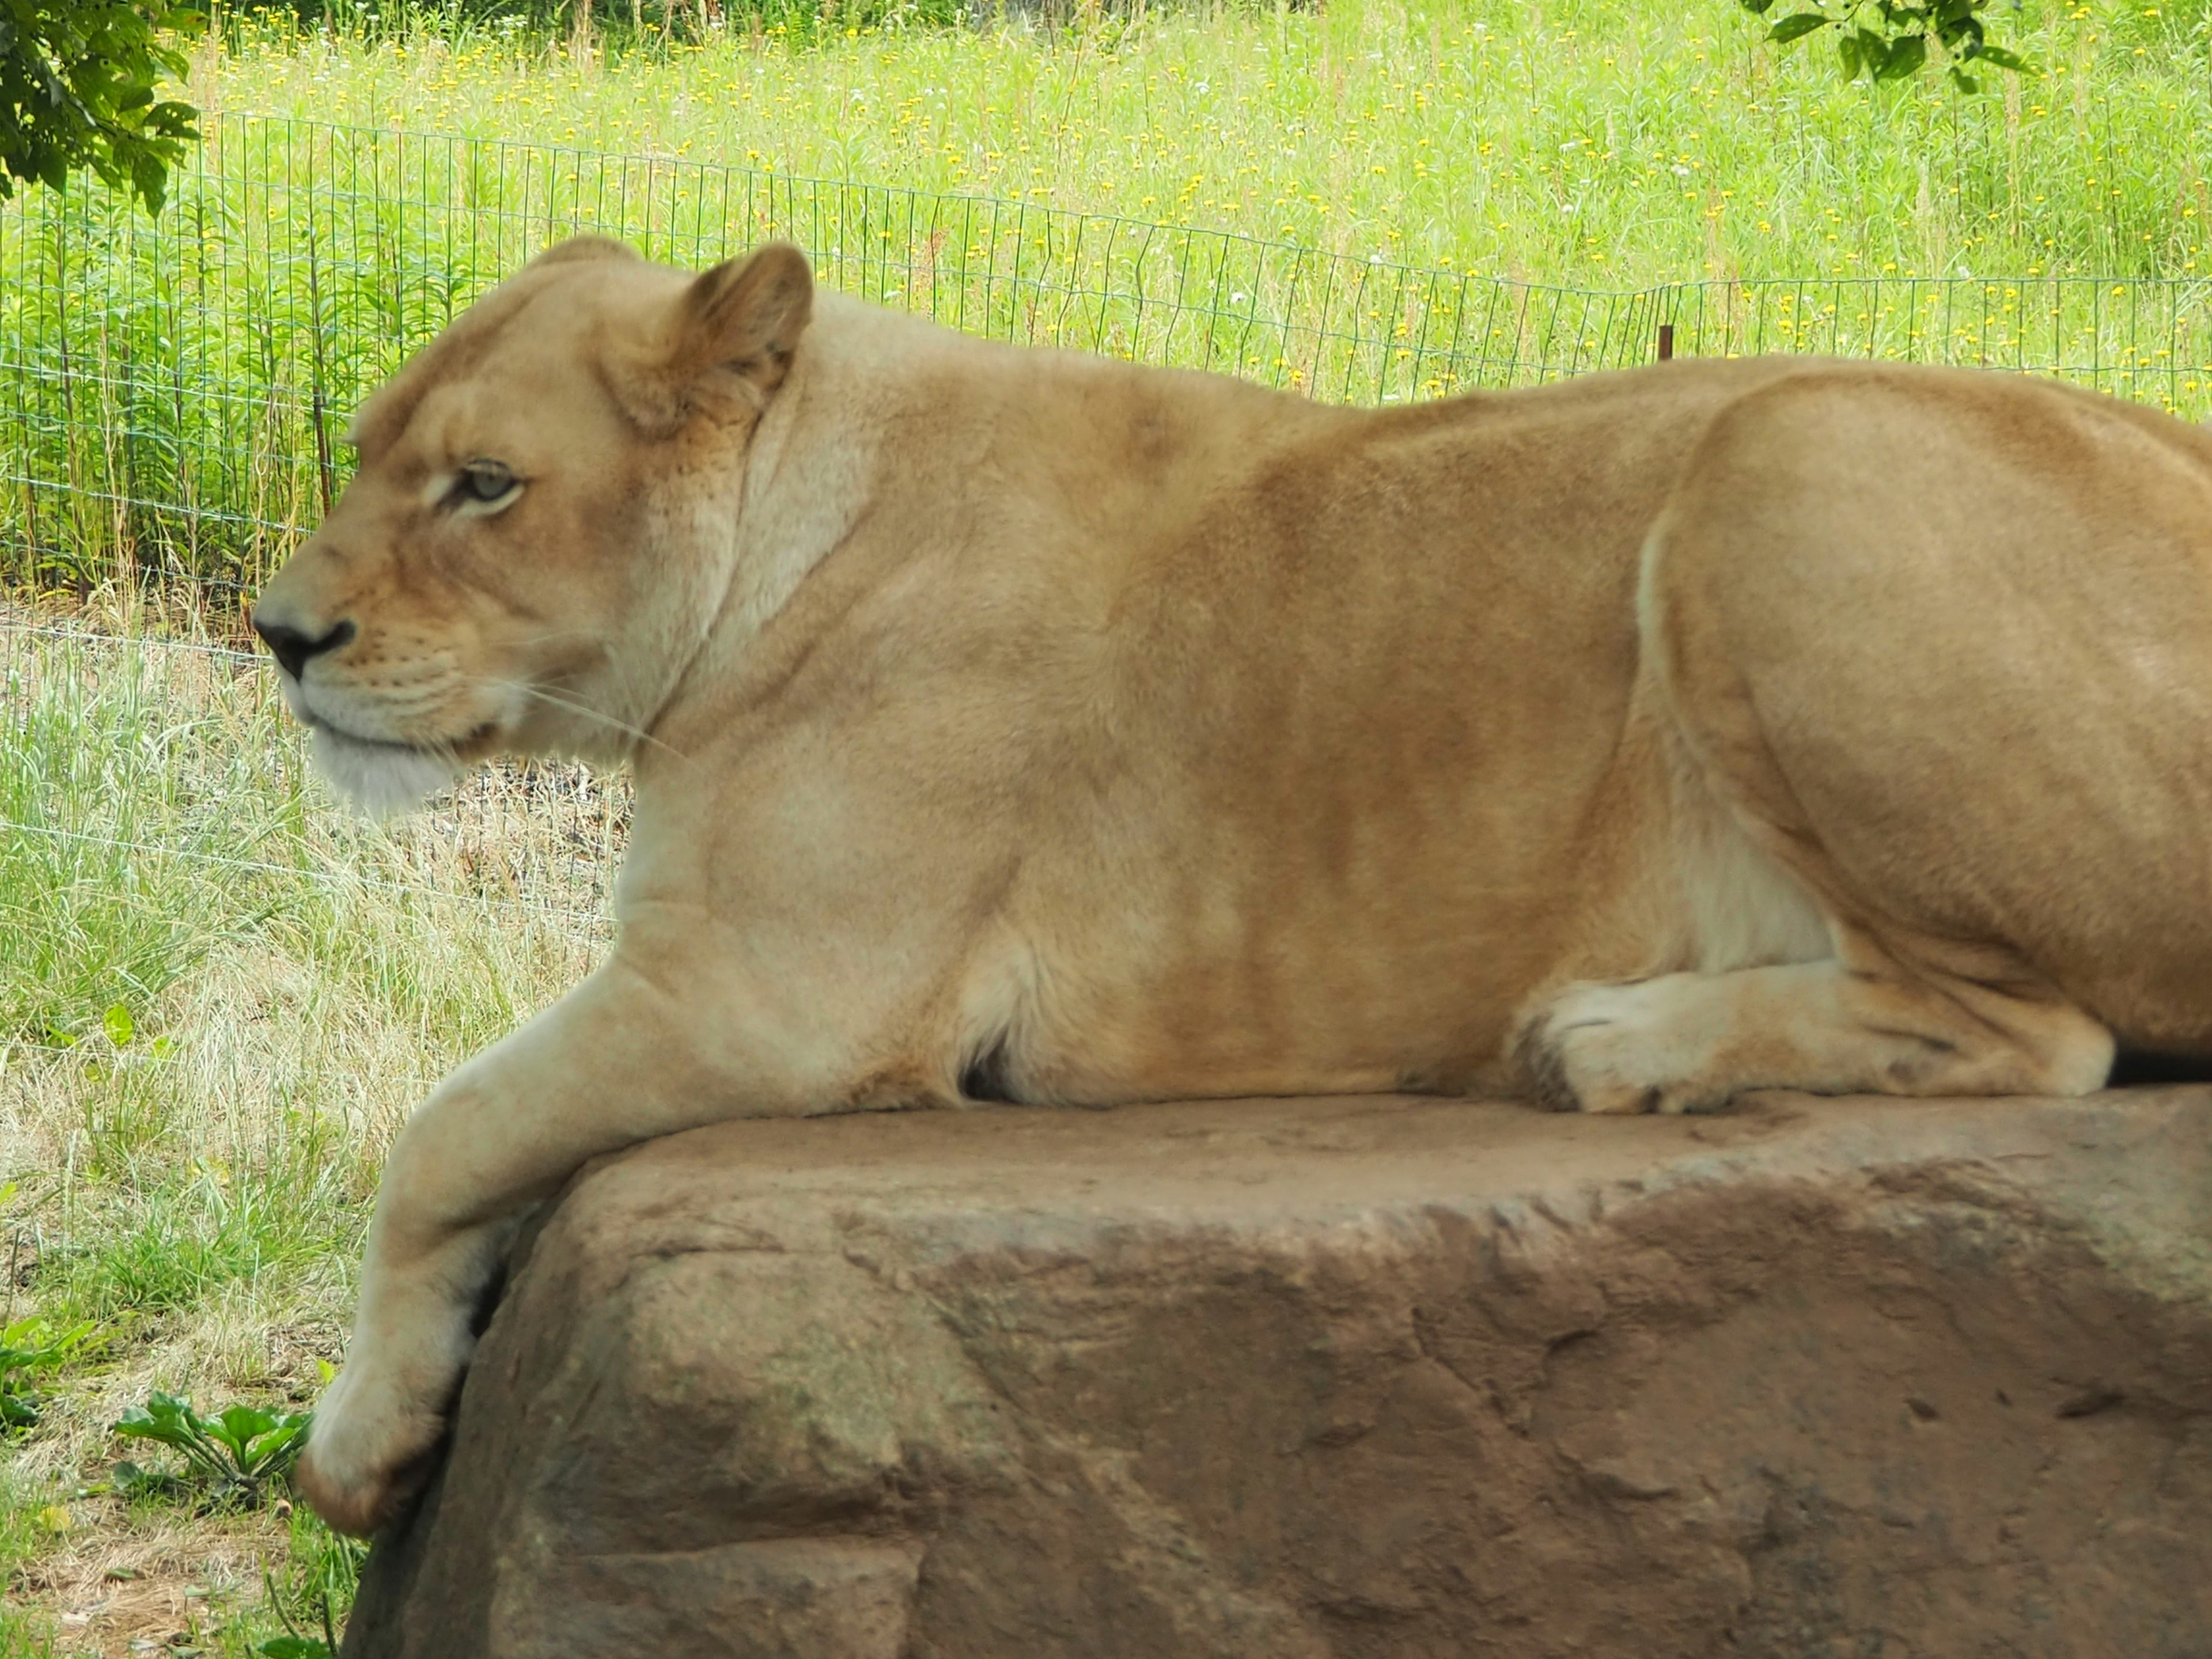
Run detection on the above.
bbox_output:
[341,1090,2212,1659]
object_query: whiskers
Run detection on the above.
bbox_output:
[475,675,689,766]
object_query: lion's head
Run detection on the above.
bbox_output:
[251,236,813,815]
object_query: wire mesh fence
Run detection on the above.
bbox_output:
[7,117,2212,1041]
[6,112,2212,608]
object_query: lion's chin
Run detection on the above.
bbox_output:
[310,725,463,820]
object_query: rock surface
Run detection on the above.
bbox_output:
[341,1090,2212,1659]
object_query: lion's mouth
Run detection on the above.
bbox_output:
[284,673,519,817]
[306,714,503,760]
[302,715,503,820]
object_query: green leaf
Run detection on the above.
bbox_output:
[1877,33,1928,78]
[1949,65,1983,92]
[209,1403,274,1446]
[207,1402,308,1475]
[111,1459,184,1499]
[1974,44,2035,72]
[2,1317,96,1377]
[257,1639,333,1659]
[1838,32,1862,77]
[102,1002,134,1047]
[242,1416,309,1476]
[116,1392,194,1445]
[1942,12,1987,51]
[1766,12,1832,42]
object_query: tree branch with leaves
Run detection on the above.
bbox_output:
[1741,0,2035,93]
[0,2,202,213]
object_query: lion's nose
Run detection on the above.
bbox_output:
[254,617,357,682]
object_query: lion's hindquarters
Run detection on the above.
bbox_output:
[1529,371,2212,1108]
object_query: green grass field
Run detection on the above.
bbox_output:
[203,0,2212,285]
[5,1,2212,1648]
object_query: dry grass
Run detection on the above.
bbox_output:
[20,1510,301,1658]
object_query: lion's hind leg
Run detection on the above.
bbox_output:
[1513,725,2116,1115]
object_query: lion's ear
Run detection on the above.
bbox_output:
[677,242,814,385]
[617,242,813,434]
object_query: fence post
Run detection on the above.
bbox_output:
[1658,322,1675,362]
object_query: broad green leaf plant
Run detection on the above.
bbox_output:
[1740,0,2035,93]
[114,1391,311,1507]
[0,1315,96,1429]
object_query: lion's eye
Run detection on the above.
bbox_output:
[452,461,520,509]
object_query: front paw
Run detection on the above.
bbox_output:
[1514,977,1729,1116]
[297,1360,452,1536]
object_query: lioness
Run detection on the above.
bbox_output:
[254,237,2212,1533]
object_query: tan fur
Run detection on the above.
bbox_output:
[253,239,2212,1532]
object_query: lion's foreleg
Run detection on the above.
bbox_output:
[297,951,828,1536]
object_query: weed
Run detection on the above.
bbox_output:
[113,1391,312,1509]
[244,1505,365,1659]
[253,1574,339,1659]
